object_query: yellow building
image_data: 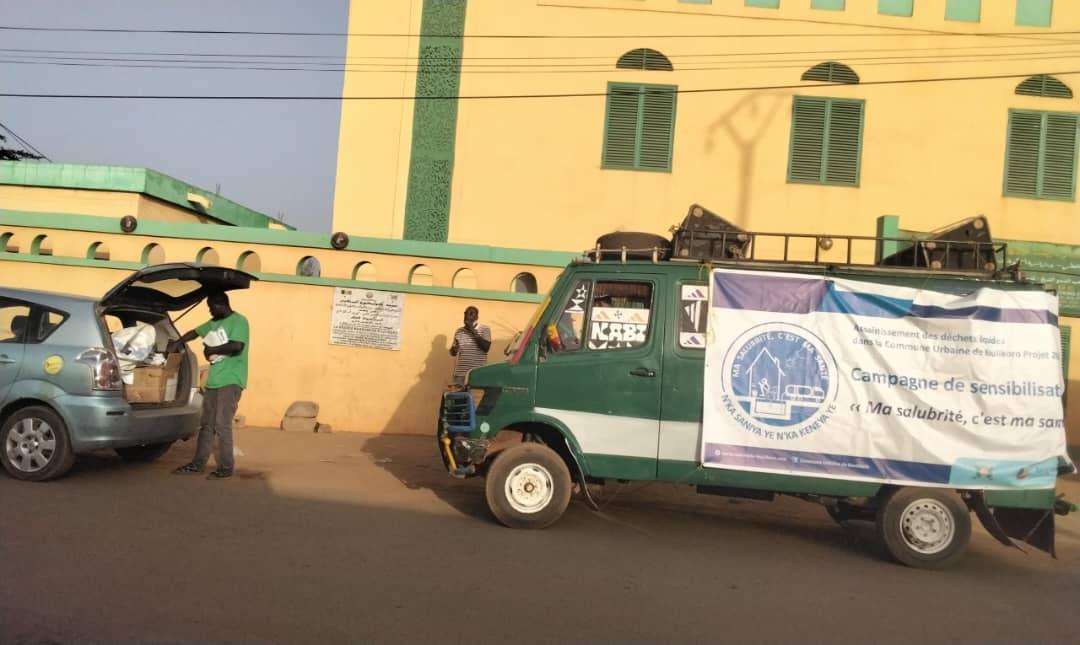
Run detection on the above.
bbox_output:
[332,0,1079,441]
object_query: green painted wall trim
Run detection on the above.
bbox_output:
[0,161,292,230]
[0,209,576,267]
[1004,238,1080,316]
[0,252,544,304]
[402,0,467,243]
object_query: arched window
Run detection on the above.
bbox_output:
[296,256,322,277]
[87,241,111,261]
[352,261,377,282]
[511,272,538,294]
[1,232,15,253]
[1015,75,1073,99]
[237,250,262,273]
[409,264,434,287]
[452,268,478,290]
[141,243,165,265]
[30,235,53,256]
[196,246,220,265]
[616,48,674,72]
[801,62,859,84]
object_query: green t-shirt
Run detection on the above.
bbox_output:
[196,312,250,390]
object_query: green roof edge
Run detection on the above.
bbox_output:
[0,161,293,230]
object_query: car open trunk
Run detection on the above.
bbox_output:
[97,263,257,408]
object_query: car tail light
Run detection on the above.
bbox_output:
[76,348,122,391]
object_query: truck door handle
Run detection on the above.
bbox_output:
[0,355,16,364]
[629,367,655,378]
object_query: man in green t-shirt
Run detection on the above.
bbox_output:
[168,292,250,479]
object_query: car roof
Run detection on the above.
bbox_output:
[0,286,98,310]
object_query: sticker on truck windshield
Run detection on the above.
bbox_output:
[588,307,649,350]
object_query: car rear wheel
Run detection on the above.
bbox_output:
[1,406,76,482]
[876,487,971,569]
[485,442,572,529]
[115,441,174,463]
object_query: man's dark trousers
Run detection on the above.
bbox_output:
[191,385,243,472]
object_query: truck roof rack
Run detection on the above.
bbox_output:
[585,204,1012,280]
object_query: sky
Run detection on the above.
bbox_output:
[0,0,349,231]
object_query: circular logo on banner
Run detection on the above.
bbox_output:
[43,355,64,375]
[721,323,838,435]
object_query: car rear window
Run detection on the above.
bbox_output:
[31,310,69,343]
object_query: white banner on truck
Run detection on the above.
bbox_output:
[701,268,1072,490]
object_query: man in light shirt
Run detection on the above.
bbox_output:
[449,306,491,387]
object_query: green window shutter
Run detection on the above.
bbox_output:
[1061,325,1071,383]
[639,87,677,170]
[945,0,981,22]
[824,100,864,185]
[789,97,827,182]
[879,0,914,17]
[811,0,846,10]
[1042,114,1079,200]
[789,96,863,186]
[603,84,642,169]
[745,0,780,7]
[1005,111,1042,196]
[1004,110,1078,201]
[602,83,676,172]
[1016,0,1053,27]
[1016,75,1073,99]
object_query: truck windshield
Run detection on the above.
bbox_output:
[504,294,552,362]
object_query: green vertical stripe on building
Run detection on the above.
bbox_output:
[403,0,468,242]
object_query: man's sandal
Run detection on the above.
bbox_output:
[172,462,204,475]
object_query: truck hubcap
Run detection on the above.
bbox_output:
[899,498,955,555]
[505,463,554,514]
[5,418,56,473]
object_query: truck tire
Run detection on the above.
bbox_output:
[875,487,971,569]
[115,441,174,463]
[593,232,671,260]
[1,406,76,482]
[484,442,572,529]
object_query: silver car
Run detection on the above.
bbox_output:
[0,264,256,481]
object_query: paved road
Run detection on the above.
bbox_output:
[3,429,1079,644]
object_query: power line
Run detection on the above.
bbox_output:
[2,69,1076,101]
[1,50,1077,75]
[3,24,1080,39]
[2,39,1077,62]
[0,121,50,161]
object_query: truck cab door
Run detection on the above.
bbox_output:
[534,275,663,480]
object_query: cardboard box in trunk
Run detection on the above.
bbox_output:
[126,353,182,403]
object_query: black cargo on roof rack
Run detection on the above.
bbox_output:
[877,216,998,273]
[670,203,751,261]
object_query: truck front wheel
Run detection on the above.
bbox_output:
[485,442,572,529]
[876,487,971,569]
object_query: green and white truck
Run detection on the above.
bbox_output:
[438,209,1074,569]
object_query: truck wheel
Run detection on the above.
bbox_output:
[485,442,571,529]
[875,487,971,569]
[1,406,76,482]
[115,441,174,463]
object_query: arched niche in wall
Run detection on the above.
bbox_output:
[409,264,434,287]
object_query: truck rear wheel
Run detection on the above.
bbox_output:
[485,442,571,529]
[876,487,971,569]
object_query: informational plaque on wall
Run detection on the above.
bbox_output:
[329,288,404,350]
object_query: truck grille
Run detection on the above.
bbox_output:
[442,391,475,434]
